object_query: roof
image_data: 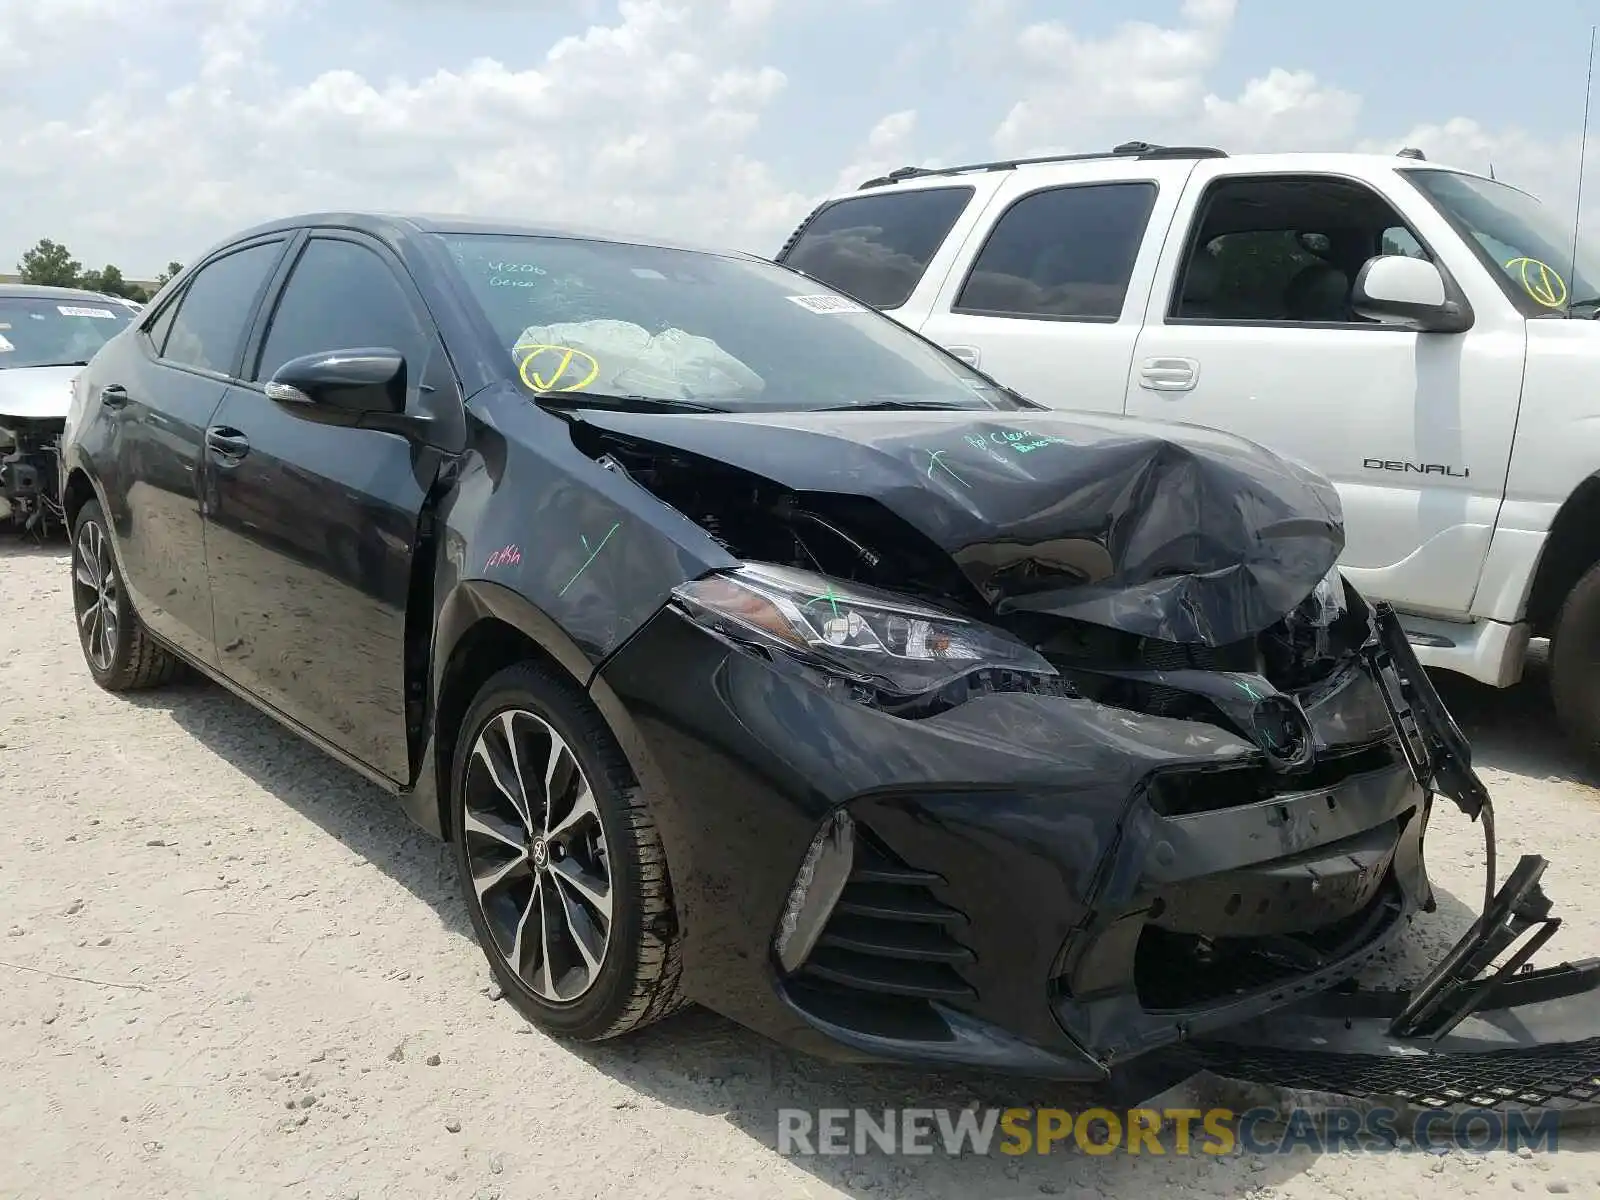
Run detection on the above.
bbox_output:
[210,211,759,262]
[849,142,1508,195]
[0,282,133,302]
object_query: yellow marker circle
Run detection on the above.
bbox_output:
[515,344,600,392]
[1504,257,1568,308]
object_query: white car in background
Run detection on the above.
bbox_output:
[0,283,138,534]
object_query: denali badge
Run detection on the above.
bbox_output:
[1363,458,1470,479]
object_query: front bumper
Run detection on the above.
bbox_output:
[0,416,64,529]
[597,601,1453,1080]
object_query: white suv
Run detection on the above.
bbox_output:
[776,141,1600,760]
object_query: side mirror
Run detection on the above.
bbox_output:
[1351,256,1473,333]
[265,348,407,422]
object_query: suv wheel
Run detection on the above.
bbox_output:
[70,500,182,691]
[1550,560,1600,768]
[450,661,686,1040]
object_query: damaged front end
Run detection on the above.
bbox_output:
[0,415,65,536]
[569,406,1600,1110]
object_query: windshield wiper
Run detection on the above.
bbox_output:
[814,390,1044,412]
[528,390,730,414]
[1568,296,1600,316]
[9,359,90,369]
[813,398,977,411]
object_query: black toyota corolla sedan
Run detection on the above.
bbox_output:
[55,211,1587,1087]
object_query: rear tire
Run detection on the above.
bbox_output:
[1550,560,1600,768]
[69,500,182,692]
[449,660,686,1041]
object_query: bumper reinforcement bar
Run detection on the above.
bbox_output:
[1120,603,1600,1117]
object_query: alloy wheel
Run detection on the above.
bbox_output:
[72,519,119,673]
[463,708,613,1003]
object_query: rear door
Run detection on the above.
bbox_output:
[201,231,453,782]
[99,238,288,666]
[912,160,1198,411]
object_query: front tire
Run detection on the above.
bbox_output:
[1550,560,1600,768]
[450,661,686,1040]
[69,500,181,691]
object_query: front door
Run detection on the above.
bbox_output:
[1123,167,1527,618]
[105,239,288,665]
[202,233,447,782]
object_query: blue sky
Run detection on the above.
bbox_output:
[2,0,1595,276]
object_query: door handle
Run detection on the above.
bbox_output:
[1138,357,1199,392]
[205,426,250,460]
[947,345,981,367]
[99,385,128,409]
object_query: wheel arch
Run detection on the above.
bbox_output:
[61,466,100,533]
[426,580,677,847]
[1525,473,1600,637]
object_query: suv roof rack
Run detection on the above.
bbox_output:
[856,140,1227,189]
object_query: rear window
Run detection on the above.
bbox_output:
[0,295,135,369]
[778,186,973,309]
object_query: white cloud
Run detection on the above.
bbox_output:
[989,0,1359,155]
[0,0,1593,279]
[0,0,815,274]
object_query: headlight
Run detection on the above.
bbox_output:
[670,562,1067,710]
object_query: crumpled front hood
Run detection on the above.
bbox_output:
[0,364,78,421]
[569,406,1344,646]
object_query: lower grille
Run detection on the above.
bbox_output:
[1183,1037,1600,1112]
[1134,876,1403,1011]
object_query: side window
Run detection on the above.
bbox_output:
[142,291,182,357]
[779,187,974,310]
[954,182,1158,321]
[1181,231,1325,321]
[253,238,427,383]
[1170,175,1431,324]
[1382,226,1428,259]
[160,243,283,374]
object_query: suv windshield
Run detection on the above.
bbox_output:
[1402,169,1600,314]
[0,295,135,368]
[439,234,1025,412]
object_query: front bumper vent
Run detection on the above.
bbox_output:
[786,824,977,1037]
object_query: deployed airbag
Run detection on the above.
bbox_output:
[515,319,765,401]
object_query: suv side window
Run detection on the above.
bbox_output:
[953,182,1158,322]
[253,237,427,384]
[160,243,283,374]
[779,187,974,310]
[1170,175,1433,324]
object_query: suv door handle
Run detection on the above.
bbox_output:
[947,345,981,367]
[99,385,128,409]
[205,426,250,460]
[1138,357,1199,392]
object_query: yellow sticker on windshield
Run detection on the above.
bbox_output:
[1504,257,1568,308]
[514,344,600,392]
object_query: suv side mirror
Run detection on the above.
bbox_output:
[1351,256,1473,333]
[265,348,407,422]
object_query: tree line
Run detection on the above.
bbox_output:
[15,238,182,304]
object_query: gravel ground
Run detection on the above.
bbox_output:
[4,535,1600,1198]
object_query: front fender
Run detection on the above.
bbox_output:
[405,578,682,856]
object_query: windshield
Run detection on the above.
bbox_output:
[1402,168,1600,314]
[0,295,135,368]
[438,234,1026,411]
